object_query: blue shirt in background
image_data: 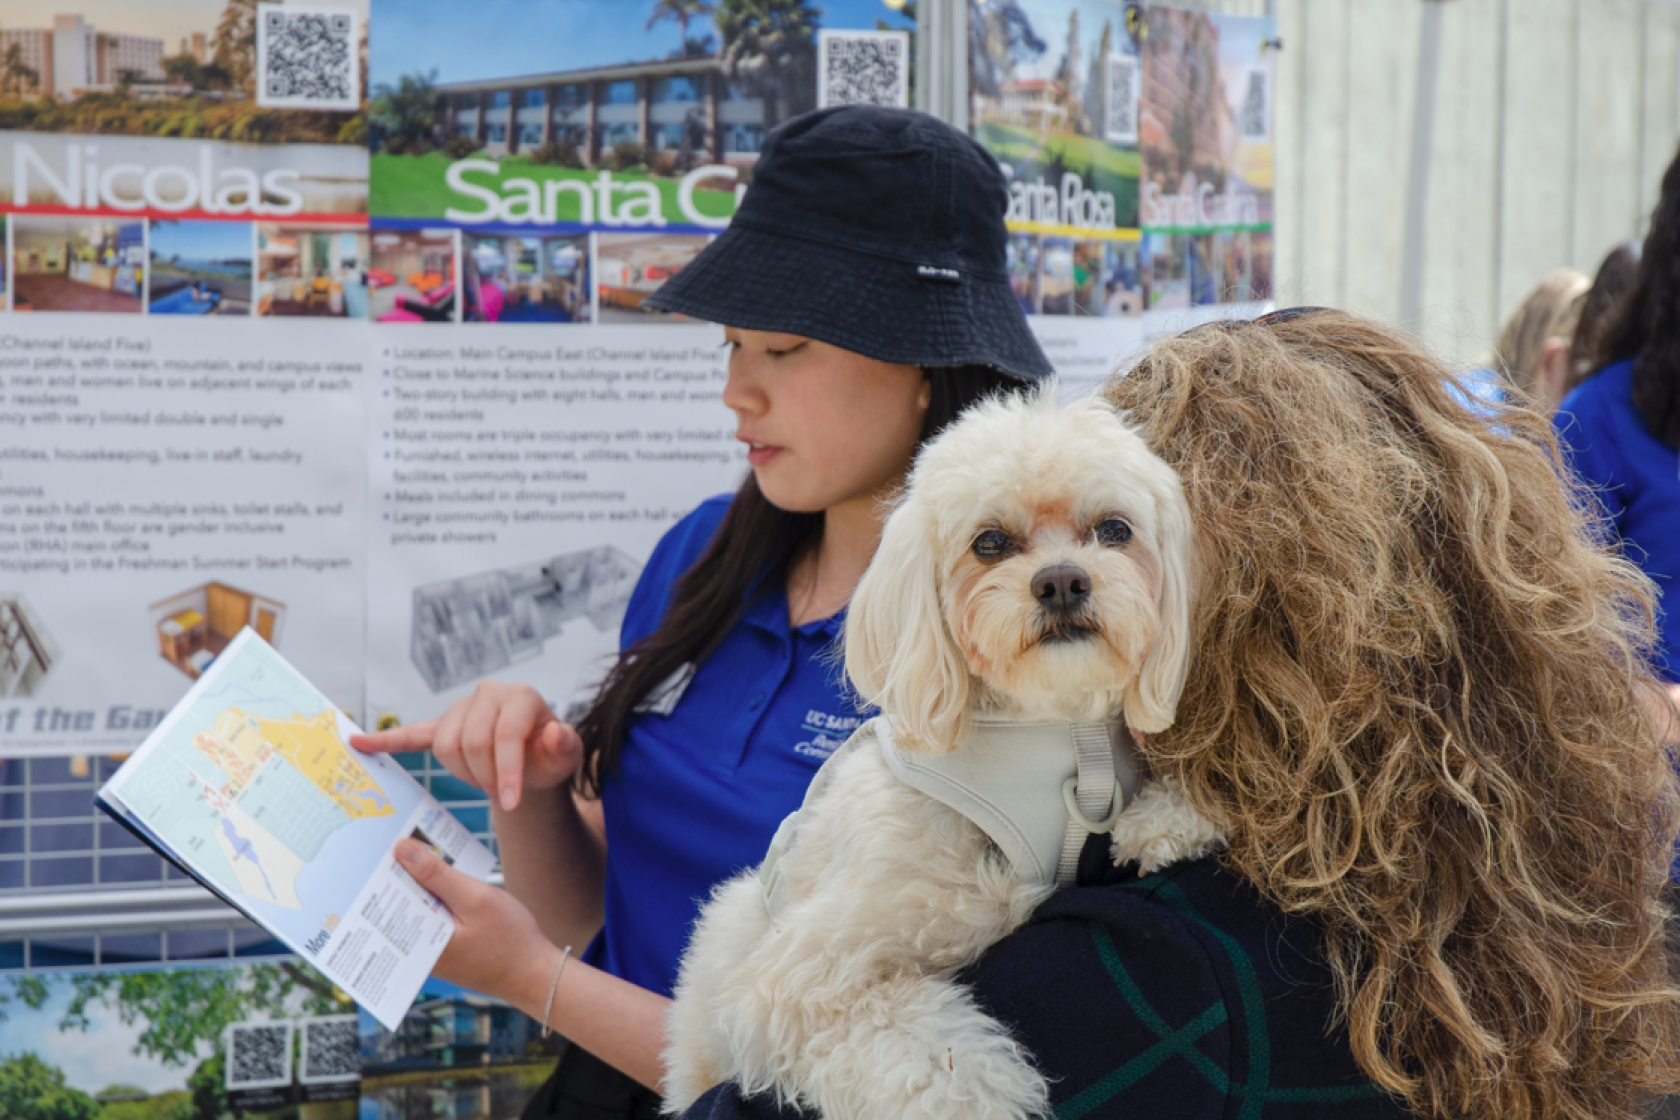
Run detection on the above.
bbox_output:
[586,494,872,997]
[1451,366,1509,418]
[1555,359,1680,681]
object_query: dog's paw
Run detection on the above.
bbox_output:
[812,1039,1050,1120]
[936,1034,1053,1120]
[1109,776,1226,875]
[800,978,1052,1120]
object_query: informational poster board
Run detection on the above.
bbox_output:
[970,0,1277,390]
[0,964,561,1120]
[0,0,1273,751]
[0,0,922,754]
[0,0,376,758]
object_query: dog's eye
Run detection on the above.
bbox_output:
[1095,519,1133,546]
[971,529,1013,559]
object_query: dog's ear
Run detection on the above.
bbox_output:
[1123,471,1196,733]
[844,497,972,753]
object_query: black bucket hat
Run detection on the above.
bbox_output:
[644,106,1053,383]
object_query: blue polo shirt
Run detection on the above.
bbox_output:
[1556,360,1680,681]
[586,495,872,997]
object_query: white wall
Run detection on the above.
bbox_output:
[1240,0,1680,367]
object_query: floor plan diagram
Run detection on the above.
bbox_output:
[409,546,642,693]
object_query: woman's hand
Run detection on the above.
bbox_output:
[357,683,608,961]
[351,681,582,811]
[393,837,558,1005]
[395,837,672,1092]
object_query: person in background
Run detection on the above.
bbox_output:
[352,106,1052,1120]
[1565,239,1642,396]
[1486,268,1590,413]
[1555,144,1680,708]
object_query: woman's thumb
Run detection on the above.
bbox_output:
[394,838,454,899]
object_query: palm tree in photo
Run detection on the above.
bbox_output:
[716,0,819,126]
[213,0,257,96]
[647,0,715,41]
[162,53,204,89]
[969,0,1046,100]
[371,69,440,153]
[2,44,41,98]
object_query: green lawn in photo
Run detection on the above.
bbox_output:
[96,1090,195,1120]
[371,152,737,226]
[976,122,1140,229]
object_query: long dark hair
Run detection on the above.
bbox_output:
[1566,240,1640,394]
[572,365,1028,795]
[1597,144,1680,446]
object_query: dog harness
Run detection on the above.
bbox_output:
[761,716,1145,916]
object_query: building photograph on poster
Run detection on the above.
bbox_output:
[0,1,371,234]
[147,219,254,316]
[970,1,1273,319]
[970,0,1141,233]
[0,0,365,137]
[368,0,915,240]
[358,976,564,1120]
[0,961,349,1120]
[969,0,1144,318]
[1137,6,1274,307]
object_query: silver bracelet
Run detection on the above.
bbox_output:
[541,944,573,1039]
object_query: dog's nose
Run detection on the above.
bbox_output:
[1032,564,1091,612]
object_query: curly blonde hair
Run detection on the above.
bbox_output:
[1103,309,1680,1120]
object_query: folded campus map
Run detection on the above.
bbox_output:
[97,628,496,1029]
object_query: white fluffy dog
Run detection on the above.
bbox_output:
[662,391,1226,1119]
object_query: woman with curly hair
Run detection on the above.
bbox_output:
[1555,143,1680,693]
[1104,308,1680,1119]
[676,307,1680,1120]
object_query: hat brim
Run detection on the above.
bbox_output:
[643,223,1053,383]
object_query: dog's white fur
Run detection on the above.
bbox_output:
[663,391,1226,1118]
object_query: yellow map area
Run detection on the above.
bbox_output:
[199,707,395,821]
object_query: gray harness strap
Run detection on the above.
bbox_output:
[1058,721,1126,885]
[760,716,1144,917]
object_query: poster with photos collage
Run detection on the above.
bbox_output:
[0,2,1269,1115]
[969,0,1275,369]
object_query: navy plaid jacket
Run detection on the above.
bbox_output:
[679,853,1414,1120]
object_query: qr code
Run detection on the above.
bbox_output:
[256,3,360,111]
[817,29,910,110]
[1240,66,1271,141]
[299,1016,361,1084]
[1103,54,1139,145]
[225,1022,294,1090]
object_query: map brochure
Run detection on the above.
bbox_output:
[97,627,497,1030]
